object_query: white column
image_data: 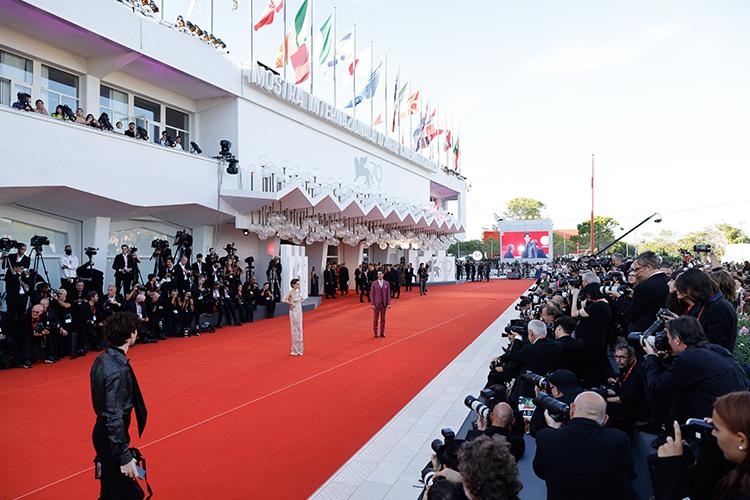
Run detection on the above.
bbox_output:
[192,225,215,256]
[82,74,101,118]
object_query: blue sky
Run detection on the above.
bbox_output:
[166,0,750,242]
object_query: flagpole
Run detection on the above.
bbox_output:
[332,6,337,107]
[352,23,356,120]
[408,79,412,149]
[249,0,255,68]
[369,41,374,128]
[385,56,390,135]
[283,0,287,80]
[397,70,402,143]
[309,0,314,94]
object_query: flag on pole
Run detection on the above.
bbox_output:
[345,62,382,108]
[373,113,383,126]
[391,78,408,132]
[317,13,333,65]
[348,47,371,76]
[254,0,283,31]
[293,0,309,46]
[443,130,453,152]
[290,43,310,83]
[402,90,420,118]
[325,31,353,73]
[453,136,460,170]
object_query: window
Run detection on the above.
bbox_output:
[0,217,67,255]
[133,96,161,142]
[165,107,190,150]
[41,65,79,111]
[0,50,33,107]
[108,227,173,258]
[100,85,129,130]
[325,244,339,265]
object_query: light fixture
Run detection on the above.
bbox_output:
[243,229,249,236]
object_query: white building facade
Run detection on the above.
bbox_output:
[0,0,466,293]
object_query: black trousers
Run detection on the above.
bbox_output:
[93,415,144,500]
[360,284,370,302]
[115,273,133,296]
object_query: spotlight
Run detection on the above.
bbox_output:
[654,212,663,224]
[190,141,202,154]
[219,140,232,157]
[226,157,239,175]
[243,229,249,236]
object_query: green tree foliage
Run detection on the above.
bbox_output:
[495,197,546,222]
[717,223,750,244]
[569,216,620,253]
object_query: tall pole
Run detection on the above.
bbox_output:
[383,54,388,135]
[332,7,337,107]
[283,0,287,80]
[249,0,254,67]
[590,153,595,254]
[352,24,357,120]
[210,0,214,34]
[369,41,374,128]
[309,0,314,94]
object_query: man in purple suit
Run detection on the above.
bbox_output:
[370,270,391,337]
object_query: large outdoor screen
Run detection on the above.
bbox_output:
[501,231,551,260]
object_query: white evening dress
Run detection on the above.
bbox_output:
[289,289,304,355]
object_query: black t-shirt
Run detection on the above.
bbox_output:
[577,300,612,344]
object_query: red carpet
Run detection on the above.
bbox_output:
[0,279,530,499]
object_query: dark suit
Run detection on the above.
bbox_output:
[555,335,584,377]
[643,343,749,425]
[492,337,563,397]
[404,267,415,291]
[534,418,637,500]
[4,270,32,334]
[626,272,669,332]
[111,253,134,295]
[191,261,205,281]
[338,266,350,294]
[6,252,31,272]
[323,269,336,299]
[688,293,738,351]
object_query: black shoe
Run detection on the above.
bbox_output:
[380,334,385,337]
[20,362,32,369]
[374,333,378,338]
[45,358,56,364]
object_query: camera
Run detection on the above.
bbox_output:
[533,391,570,423]
[521,370,551,391]
[503,318,528,337]
[0,237,19,252]
[464,395,491,421]
[626,308,672,351]
[60,104,76,121]
[680,418,715,462]
[693,244,712,253]
[15,92,33,111]
[151,239,169,250]
[30,235,50,249]
[174,231,193,248]
[600,284,631,295]
[84,247,98,257]
[224,242,237,254]
[559,276,582,288]
[130,247,138,254]
[430,428,462,470]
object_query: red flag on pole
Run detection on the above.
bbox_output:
[254,0,284,31]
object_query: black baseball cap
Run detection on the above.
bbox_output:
[547,369,582,394]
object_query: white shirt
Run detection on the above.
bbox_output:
[378,279,384,288]
[60,254,79,278]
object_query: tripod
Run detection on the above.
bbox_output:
[150,250,165,276]
[174,244,192,264]
[30,246,51,285]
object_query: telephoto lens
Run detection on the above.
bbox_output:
[464,395,491,420]
[533,391,570,423]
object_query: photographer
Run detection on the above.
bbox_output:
[112,245,134,295]
[623,251,670,333]
[606,344,649,430]
[18,304,53,368]
[533,391,637,500]
[674,268,738,351]
[653,392,750,500]
[489,319,562,398]
[11,92,33,111]
[59,244,79,295]
[540,302,560,328]
[146,290,166,340]
[433,435,523,500]
[553,316,584,376]
[529,369,583,437]
[101,285,124,321]
[77,291,104,351]
[643,317,748,428]
[466,402,525,461]
[571,282,612,387]
[51,288,76,357]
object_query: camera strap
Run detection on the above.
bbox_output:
[129,447,153,499]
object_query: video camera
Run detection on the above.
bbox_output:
[533,391,570,423]
[626,307,673,352]
[174,231,193,248]
[0,237,19,253]
[503,318,529,338]
[693,244,712,253]
[30,235,50,250]
[60,104,76,121]
[151,239,169,251]
[84,247,98,258]
[15,92,33,111]
[224,242,237,254]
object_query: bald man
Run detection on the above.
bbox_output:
[533,392,637,500]
[466,402,525,461]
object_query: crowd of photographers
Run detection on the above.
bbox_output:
[422,251,750,500]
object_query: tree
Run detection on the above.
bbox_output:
[717,223,750,244]
[496,197,545,223]
[637,230,681,257]
[678,227,725,259]
[569,216,620,253]
[448,239,486,257]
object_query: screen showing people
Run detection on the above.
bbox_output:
[501,231,550,259]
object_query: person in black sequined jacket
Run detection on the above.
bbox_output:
[90,312,148,499]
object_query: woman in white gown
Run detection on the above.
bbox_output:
[283,278,304,356]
